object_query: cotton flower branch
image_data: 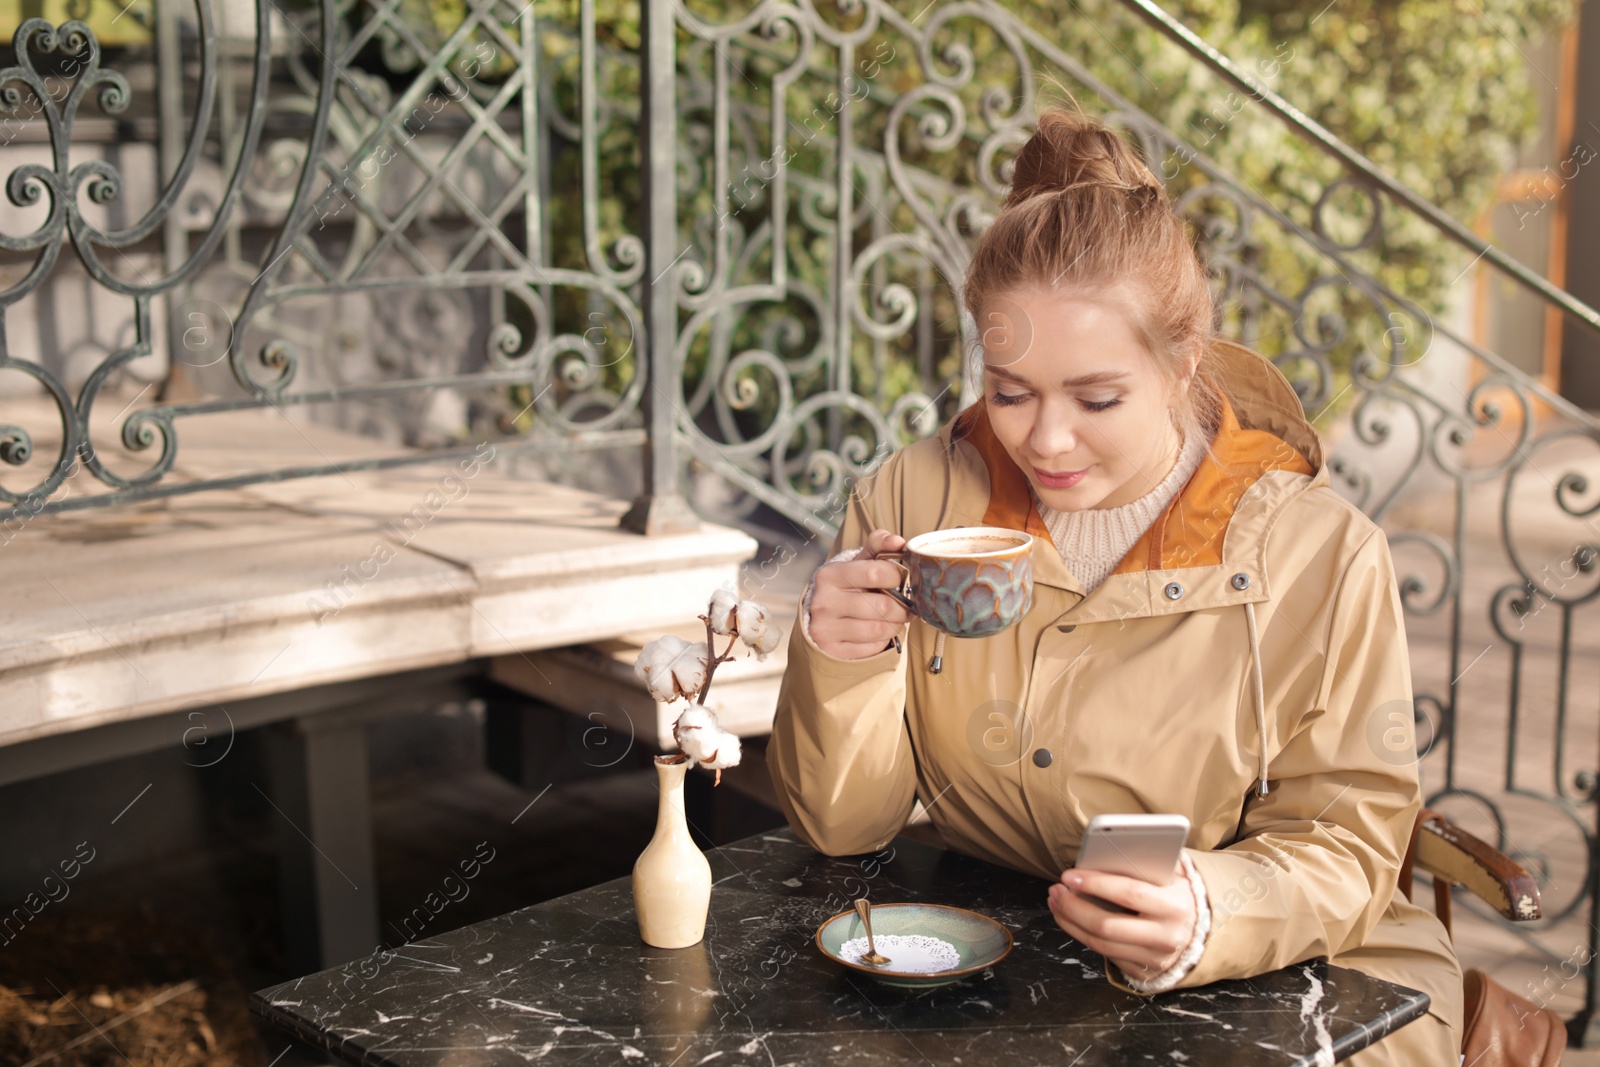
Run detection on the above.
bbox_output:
[632,589,783,785]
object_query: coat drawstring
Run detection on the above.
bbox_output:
[1243,601,1270,798]
[929,632,947,674]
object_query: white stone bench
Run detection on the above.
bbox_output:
[0,395,758,967]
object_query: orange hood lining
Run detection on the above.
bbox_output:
[950,397,1313,574]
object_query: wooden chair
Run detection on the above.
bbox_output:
[1398,808,1566,1064]
[1399,808,1544,931]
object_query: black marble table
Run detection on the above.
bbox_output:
[251,828,1430,1065]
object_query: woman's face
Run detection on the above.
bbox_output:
[979,286,1190,512]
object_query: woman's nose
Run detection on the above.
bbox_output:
[1030,402,1079,458]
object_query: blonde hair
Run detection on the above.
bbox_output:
[963,107,1222,443]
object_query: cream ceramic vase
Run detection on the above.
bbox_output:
[633,756,712,948]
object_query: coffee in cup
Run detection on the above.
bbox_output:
[917,534,1028,557]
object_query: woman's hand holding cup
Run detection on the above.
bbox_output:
[808,529,912,660]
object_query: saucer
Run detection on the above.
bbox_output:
[814,902,1013,989]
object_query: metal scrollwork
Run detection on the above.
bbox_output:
[0,6,270,508]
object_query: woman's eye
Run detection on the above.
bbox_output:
[990,390,1030,407]
[1080,397,1123,413]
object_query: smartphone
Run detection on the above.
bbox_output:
[1071,814,1191,914]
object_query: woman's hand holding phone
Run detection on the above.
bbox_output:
[808,529,913,660]
[1046,862,1198,983]
[1047,815,1198,984]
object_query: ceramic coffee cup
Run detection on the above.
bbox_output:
[879,527,1034,639]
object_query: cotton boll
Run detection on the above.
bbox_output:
[631,635,681,686]
[667,647,707,701]
[635,635,690,701]
[699,731,742,771]
[673,705,740,769]
[735,600,770,645]
[736,600,769,638]
[734,600,783,658]
[673,703,725,761]
[676,723,721,763]
[674,704,719,735]
[634,635,706,703]
[749,625,781,657]
[678,721,740,770]
[708,588,739,636]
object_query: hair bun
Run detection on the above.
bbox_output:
[1004,109,1165,208]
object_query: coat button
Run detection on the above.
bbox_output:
[1057,624,1076,633]
[1231,573,1251,590]
[1164,582,1184,600]
[1032,748,1053,768]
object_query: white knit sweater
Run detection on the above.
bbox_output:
[1035,425,1211,592]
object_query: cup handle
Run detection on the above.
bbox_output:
[869,550,916,614]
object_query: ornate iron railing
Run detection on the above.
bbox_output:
[3,0,1599,1040]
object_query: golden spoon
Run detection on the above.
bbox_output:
[853,898,892,967]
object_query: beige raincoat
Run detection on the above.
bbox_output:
[768,340,1461,1063]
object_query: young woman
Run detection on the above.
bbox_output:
[766,110,1461,1063]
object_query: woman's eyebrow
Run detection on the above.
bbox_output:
[1060,370,1130,388]
[983,364,1130,388]
[983,363,1027,383]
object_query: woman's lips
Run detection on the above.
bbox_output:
[1033,465,1091,489]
